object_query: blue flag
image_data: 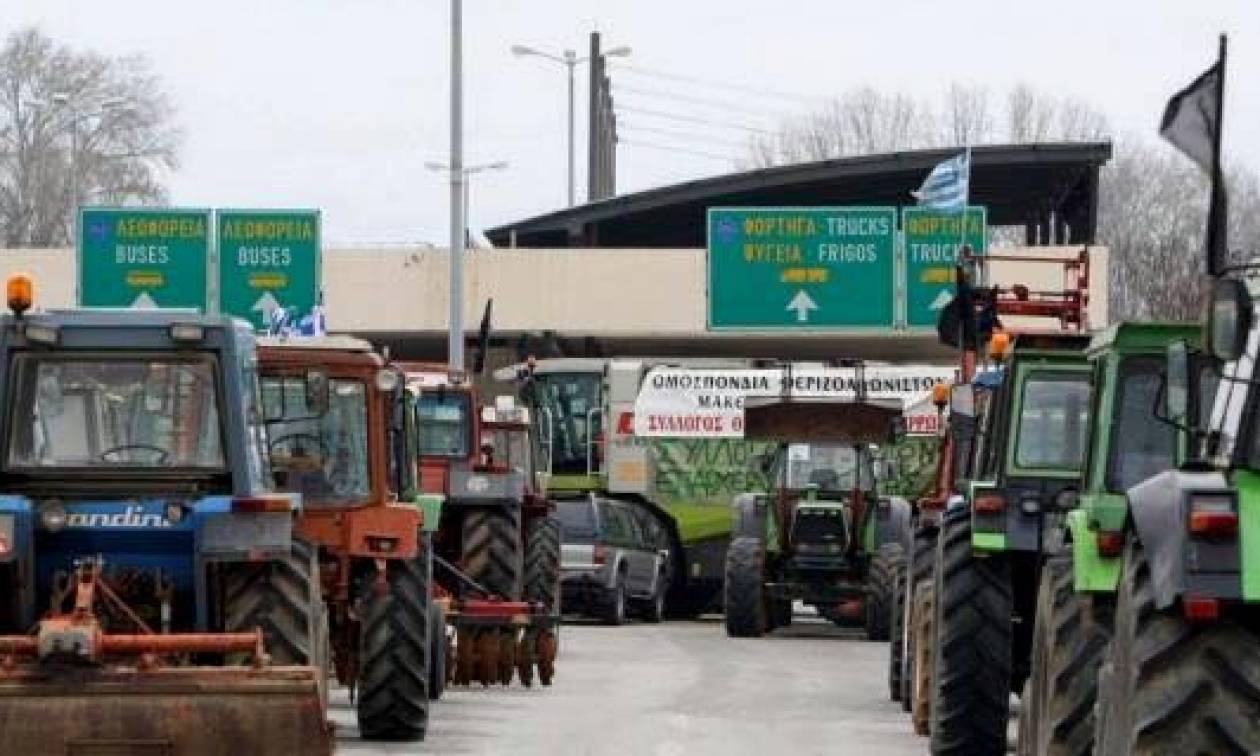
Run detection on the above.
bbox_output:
[913,152,970,212]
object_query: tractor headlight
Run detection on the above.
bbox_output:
[41,502,67,531]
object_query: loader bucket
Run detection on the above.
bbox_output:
[0,664,332,756]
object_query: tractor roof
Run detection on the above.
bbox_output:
[1086,321,1201,358]
[742,397,901,445]
[1010,331,1092,355]
[26,308,245,331]
[257,336,384,370]
[256,335,374,353]
[493,358,608,381]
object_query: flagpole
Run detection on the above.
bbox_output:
[1206,33,1227,276]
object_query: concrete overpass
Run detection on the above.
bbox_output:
[0,245,1107,366]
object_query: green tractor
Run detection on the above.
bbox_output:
[1017,321,1200,755]
[923,333,1093,753]
[723,397,911,639]
[1085,277,1260,754]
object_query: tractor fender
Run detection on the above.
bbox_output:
[1127,468,1231,610]
[876,495,913,551]
[732,493,767,540]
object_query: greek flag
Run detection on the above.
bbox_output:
[913,152,970,211]
[297,303,327,337]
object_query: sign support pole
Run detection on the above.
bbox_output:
[448,0,466,372]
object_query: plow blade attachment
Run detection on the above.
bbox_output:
[0,665,331,756]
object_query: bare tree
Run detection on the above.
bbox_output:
[940,84,993,147]
[1007,83,1058,142]
[747,88,925,168]
[0,28,180,247]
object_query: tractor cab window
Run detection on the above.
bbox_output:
[782,443,873,492]
[1013,373,1091,471]
[530,372,603,474]
[7,355,225,470]
[1106,357,1177,491]
[262,377,371,505]
[417,392,473,457]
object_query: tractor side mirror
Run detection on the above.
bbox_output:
[304,369,330,415]
[1208,277,1253,362]
[1165,340,1191,426]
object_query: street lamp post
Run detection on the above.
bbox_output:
[41,93,124,215]
[511,42,630,207]
[426,160,509,245]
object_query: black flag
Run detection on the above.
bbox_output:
[1160,35,1228,274]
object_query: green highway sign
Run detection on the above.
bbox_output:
[708,207,897,329]
[217,209,321,329]
[902,206,987,328]
[78,208,211,309]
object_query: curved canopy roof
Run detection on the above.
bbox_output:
[487,142,1111,248]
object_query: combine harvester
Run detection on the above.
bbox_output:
[405,363,561,688]
[0,276,332,755]
[258,336,440,740]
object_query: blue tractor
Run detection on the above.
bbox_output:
[0,278,331,755]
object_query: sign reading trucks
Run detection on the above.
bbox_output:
[633,365,956,438]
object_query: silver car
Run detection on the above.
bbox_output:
[558,495,671,625]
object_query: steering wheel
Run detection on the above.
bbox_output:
[269,433,329,460]
[99,444,170,464]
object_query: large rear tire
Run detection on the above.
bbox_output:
[356,556,431,741]
[929,508,1012,755]
[222,539,330,714]
[462,507,523,599]
[1019,555,1111,756]
[866,542,903,641]
[1094,538,1260,755]
[524,513,562,616]
[723,537,767,638]
[223,539,324,666]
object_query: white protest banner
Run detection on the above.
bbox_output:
[634,365,956,438]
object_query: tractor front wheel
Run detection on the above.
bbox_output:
[1019,555,1111,755]
[356,556,431,741]
[865,542,904,641]
[723,537,768,638]
[928,508,1012,755]
[888,559,908,702]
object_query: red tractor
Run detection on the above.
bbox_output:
[404,364,561,687]
[258,337,438,740]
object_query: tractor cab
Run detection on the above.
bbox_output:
[770,442,876,560]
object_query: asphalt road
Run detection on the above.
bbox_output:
[332,611,925,755]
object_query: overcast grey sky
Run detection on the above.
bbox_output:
[4,1,1257,244]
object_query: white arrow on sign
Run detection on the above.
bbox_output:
[928,289,953,311]
[131,291,157,309]
[251,290,282,316]
[785,290,819,323]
